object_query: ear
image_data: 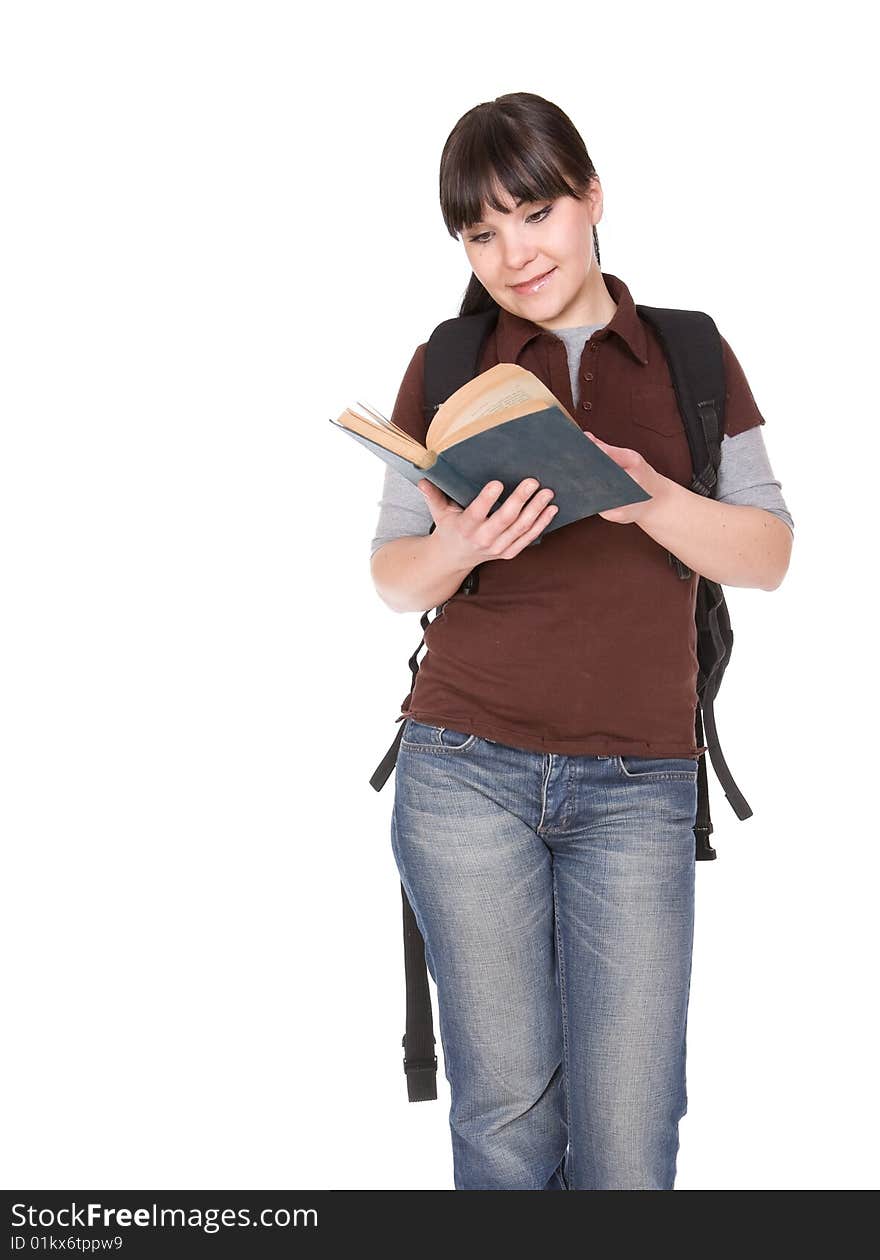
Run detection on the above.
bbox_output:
[587,176,603,226]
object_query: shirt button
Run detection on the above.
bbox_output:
[582,372,593,381]
[581,400,592,411]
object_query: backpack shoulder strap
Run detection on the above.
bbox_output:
[371,310,501,799]
[377,309,500,1105]
[636,305,753,831]
[634,305,725,498]
[423,308,500,420]
[423,308,499,596]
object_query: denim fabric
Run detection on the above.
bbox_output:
[390,718,698,1191]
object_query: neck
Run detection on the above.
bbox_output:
[538,268,618,331]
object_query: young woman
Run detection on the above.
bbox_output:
[369,92,793,1191]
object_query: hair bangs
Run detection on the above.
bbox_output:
[441,111,585,239]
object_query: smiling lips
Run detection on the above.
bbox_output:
[511,267,557,295]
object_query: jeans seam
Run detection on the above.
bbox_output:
[551,864,572,1189]
[400,718,478,753]
[616,755,698,782]
[536,754,551,834]
[401,738,479,753]
[617,769,697,781]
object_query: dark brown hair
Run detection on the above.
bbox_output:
[439,92,602,317]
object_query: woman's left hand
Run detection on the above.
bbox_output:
[584,431,666,525]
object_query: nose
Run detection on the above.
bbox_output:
[502,236,538,275]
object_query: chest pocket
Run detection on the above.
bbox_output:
[628,382,695,486]
[630,384,683,436]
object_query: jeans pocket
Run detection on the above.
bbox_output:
[439,726,478,750]
[616,754,698,780]
[401,719,478,752]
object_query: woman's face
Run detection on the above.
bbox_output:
[460,178,603,327]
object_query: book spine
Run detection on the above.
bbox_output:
[423,453,482,509]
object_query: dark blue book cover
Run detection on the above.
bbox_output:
[330,402,650,543]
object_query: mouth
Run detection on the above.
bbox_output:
[510,266,557,295]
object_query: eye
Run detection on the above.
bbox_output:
[467,203,553,245]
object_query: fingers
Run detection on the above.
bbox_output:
[466,477,558,556]
[417,478,455,521]
[493,492,558,556]
[462,479,507,519]
[464,477,539,530]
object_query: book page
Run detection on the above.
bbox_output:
[345,400,419,443]
[464,382,543,419]
[428,363,576,449]
[332,403,430,463]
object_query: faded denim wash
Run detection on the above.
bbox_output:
[390,717,698,1191]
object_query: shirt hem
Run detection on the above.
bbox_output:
[397,709,708,759]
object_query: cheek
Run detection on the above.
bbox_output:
[464,247,486,277]
[553,216,591,262]
[468,254,496,286]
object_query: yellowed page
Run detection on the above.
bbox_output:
[333,404,434,466]
[426,363,576,449]
[427,364,578,450]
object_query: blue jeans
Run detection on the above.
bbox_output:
[391,718,699,1191]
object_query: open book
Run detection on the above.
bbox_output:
[329,361,651,539]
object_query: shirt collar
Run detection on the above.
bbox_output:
[494,271,649,366]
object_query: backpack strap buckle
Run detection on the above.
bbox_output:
[402,1036,439,1102]
[403,1050,439,1073]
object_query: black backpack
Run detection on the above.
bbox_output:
[369,304,753,1103]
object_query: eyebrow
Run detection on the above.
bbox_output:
[468,198,529,229]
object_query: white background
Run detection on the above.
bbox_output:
[2,0,877,1191]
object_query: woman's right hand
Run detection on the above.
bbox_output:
[417,477,558,564]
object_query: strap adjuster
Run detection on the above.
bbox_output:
[403,1054,438,1075]
[401,1033,437,1074]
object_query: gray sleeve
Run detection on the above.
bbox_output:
[370,464,434,557]
[715,426,794,534]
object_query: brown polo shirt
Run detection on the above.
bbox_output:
[387,272,766,758]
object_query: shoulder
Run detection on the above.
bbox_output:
[718,332,766,439]
[389,342,429,444]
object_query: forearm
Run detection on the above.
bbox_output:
[638,474,793,591]
[370,532,475,613]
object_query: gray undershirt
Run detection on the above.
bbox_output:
[370,322,794,556]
